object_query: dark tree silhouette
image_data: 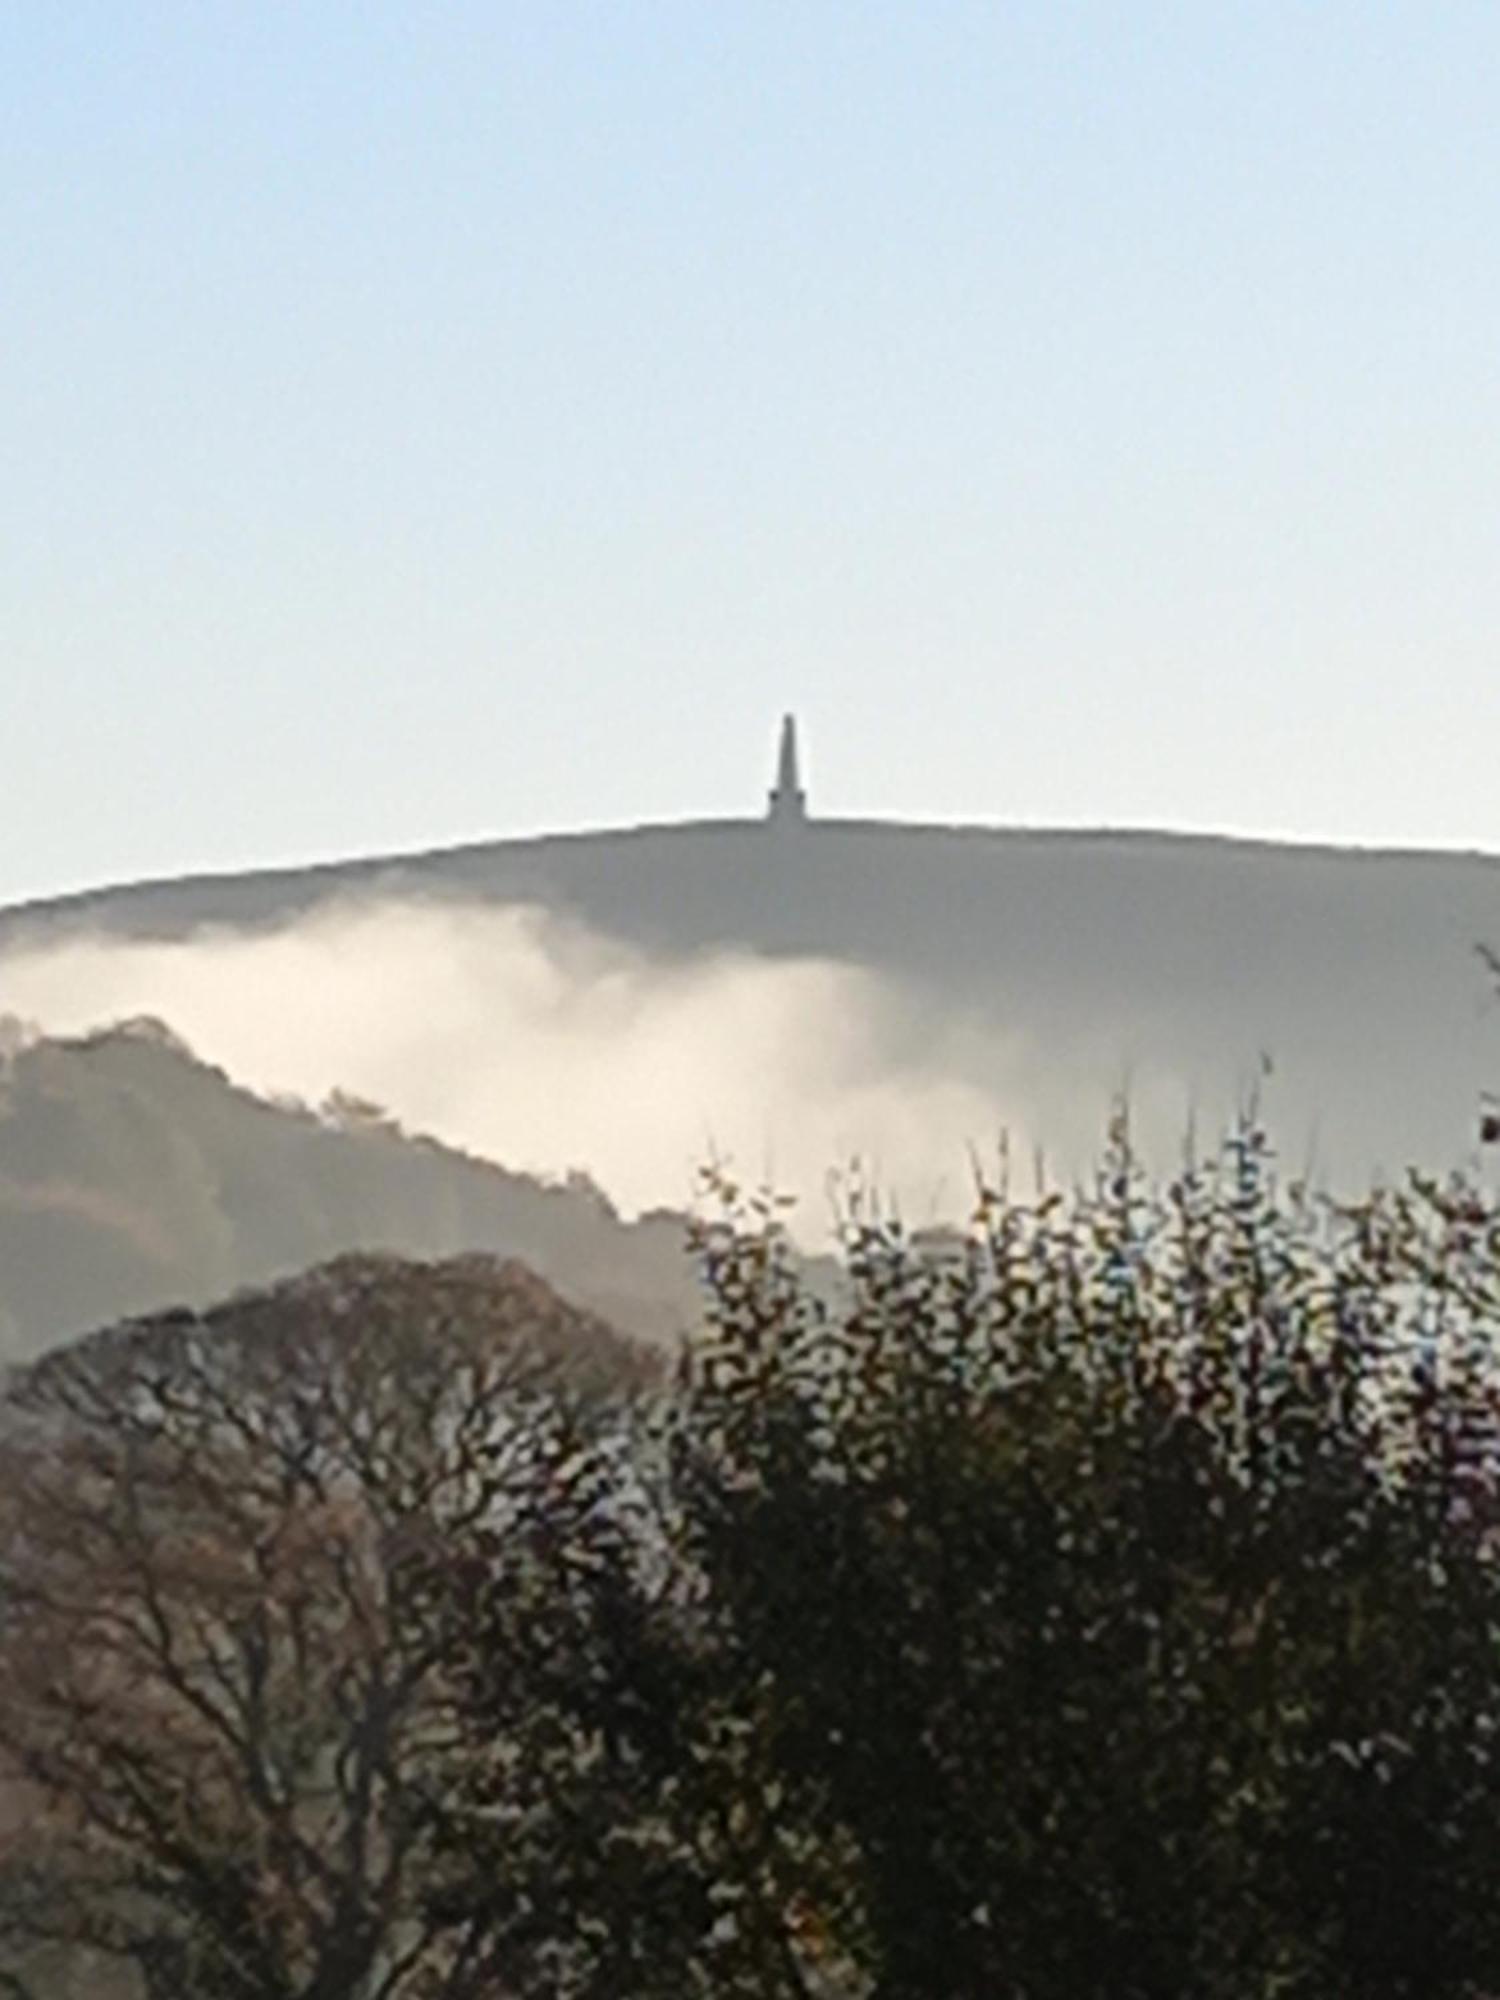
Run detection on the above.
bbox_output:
[674,1131,1500,1999]
[0,1256,649,2000]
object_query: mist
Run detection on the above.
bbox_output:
[0,896,1144,1234]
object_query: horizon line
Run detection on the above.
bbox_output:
[8,809,1500,931]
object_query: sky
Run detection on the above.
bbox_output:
[6,3,1500,907]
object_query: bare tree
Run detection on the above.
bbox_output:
[0,1254,645,2000]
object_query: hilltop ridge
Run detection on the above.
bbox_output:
[9,811,1500,947]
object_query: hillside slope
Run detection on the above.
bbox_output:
[0,1021,702,1362]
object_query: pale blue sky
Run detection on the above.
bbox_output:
[6,3,1500,904]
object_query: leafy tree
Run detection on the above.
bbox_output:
[675,1132,1500,1999]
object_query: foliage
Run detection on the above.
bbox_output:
[676,1130,1500,1998]
[8,1126,1500,1996]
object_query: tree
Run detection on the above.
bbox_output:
[675,1132,1500,1999]
[0,1254,649,2000]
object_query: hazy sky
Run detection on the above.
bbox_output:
[6,4,1500,906]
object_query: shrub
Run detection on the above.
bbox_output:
[675,1128,1500,1998]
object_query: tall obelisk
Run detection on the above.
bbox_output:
[766,713,808,825]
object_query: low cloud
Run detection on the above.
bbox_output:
[0,897,1143,1233]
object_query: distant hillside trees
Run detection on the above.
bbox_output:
[0,1023,703,1361]
[7,1134,1500,1996]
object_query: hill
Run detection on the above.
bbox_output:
[5,815,1500,1184]
[0,1020,703,1363]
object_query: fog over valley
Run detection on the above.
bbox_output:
[3,814,1500,1361]
[0,894,1010,1236]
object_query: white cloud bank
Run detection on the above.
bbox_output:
[0,898,1136,1234]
